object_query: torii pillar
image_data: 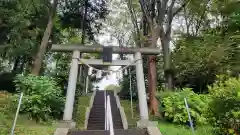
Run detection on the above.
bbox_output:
[63,50,80,123]
[135,52,149,120]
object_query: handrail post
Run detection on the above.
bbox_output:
[10,92,24,135]
[107,95,114,135]
[104,90,107,130]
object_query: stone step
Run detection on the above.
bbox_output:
[68,129,148,135]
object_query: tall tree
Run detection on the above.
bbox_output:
[31,0,109,75]
[172,0,240,92]
[137,0,192,115]
[31,0,58,75]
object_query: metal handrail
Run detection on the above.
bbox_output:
[105,94,114,135]
[105,91,107,130]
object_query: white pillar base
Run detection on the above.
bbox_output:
[54,128,69,135]
[137,120,158,128]
[57,120,76,129]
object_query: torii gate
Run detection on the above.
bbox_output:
[51,44,160,127]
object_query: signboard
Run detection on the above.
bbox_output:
[102,46,113,63]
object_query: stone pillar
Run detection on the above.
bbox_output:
[63,50,80,121]
[135,52,149,121]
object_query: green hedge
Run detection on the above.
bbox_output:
[159,88,209,125]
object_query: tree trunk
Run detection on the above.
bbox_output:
[148,55,160,116]
[161,38,173,90]
[12,57,20,73]
[31,0,58,75]
[19,56,26,73]
[147,26,161,116]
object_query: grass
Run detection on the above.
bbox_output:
[0,91,55,135]
[1,91,214,135]
[74,95,91,129]
[0,124,55,135]
[0,112,56,135]
[158,121,214,135]
[120,100,139,127]
[0,91,92,134]
[120,99,213,135]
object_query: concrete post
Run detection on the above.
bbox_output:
[135,52,149,121]
[85,76,89,94]
[63,50,80,121]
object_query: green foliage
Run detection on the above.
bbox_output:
[59,0,109,40]
[13,74,65,122]
[172,32,235,92]
[160,88,209,125]
[207,76,240,134]
[74,96,90,129]
[158,121,214,135]
[119,68,139,100]
[171,0,240,92]
[0,0,52,56]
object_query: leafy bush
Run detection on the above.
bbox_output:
[13,74,65,122]
[207,76,240,135]
[160,88,209,125]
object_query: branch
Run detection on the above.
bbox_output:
[172,0,191,17]
[194,0,210,35]
[157,0,169,26]
[126,0,141,46]
[139,0,152,25]
[165,0,176,36]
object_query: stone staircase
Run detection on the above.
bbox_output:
[87,91,105,130]
[63,90,163,135]
[106,91,123,129]
[67,90,149,135]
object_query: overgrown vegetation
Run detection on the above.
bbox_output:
[157,76,240,134]
[121,98,213,134]
[13,74,65,122]
[0,91,56,135]
[159,88,209,125]
[207,76,240,134]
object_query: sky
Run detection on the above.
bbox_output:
[94,0,131,90]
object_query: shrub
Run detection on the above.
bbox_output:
[13,74,65,122]
[160,88,209,125]
[207,76,240,135]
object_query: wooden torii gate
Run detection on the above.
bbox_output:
[51,44,161,127]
